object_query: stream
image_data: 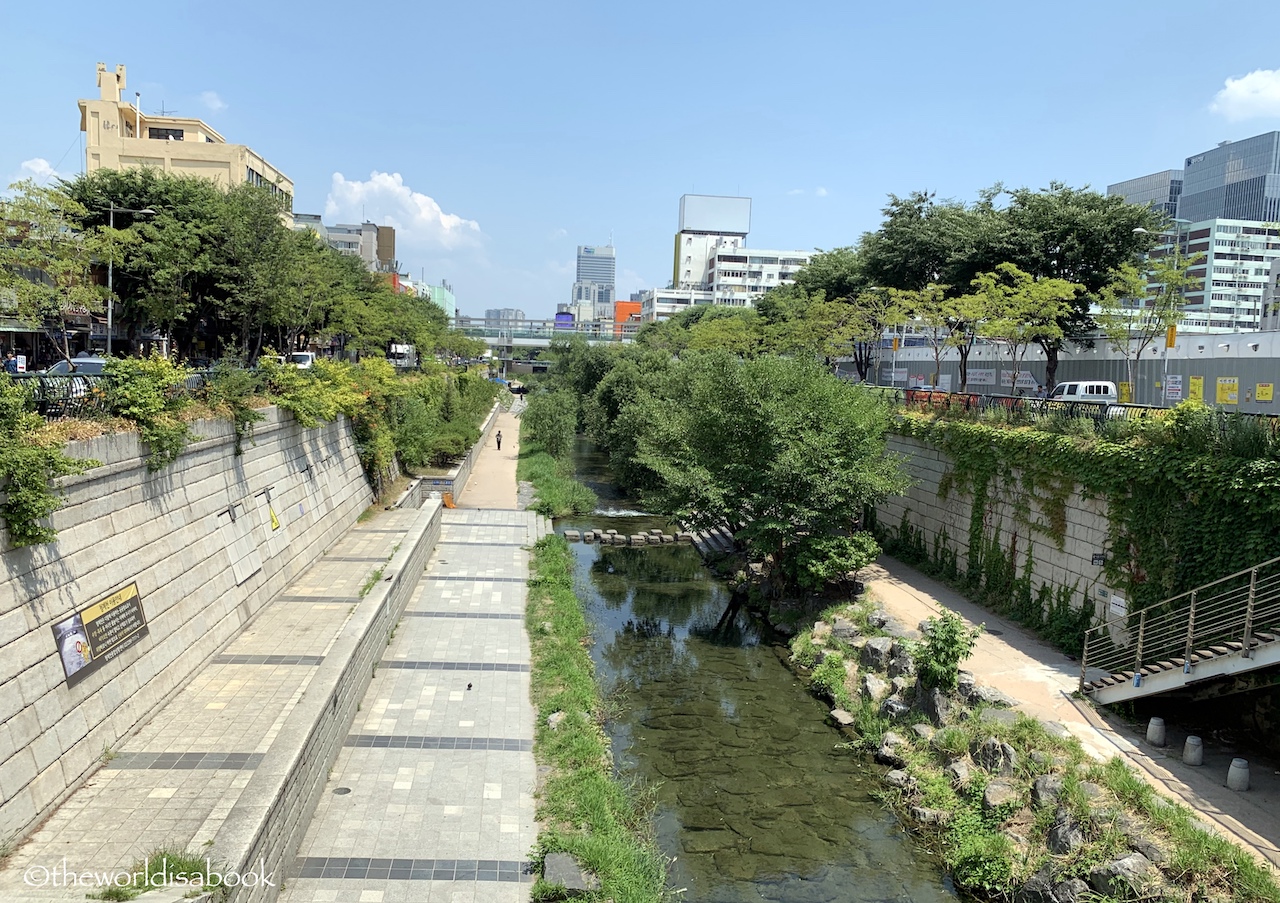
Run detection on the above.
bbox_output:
[555,439,957,902]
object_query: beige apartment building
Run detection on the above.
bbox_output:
[78,63,294,218]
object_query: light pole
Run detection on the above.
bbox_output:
[105,205,155,356]
[1134,218,1191,406]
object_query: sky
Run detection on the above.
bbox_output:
[3,1,1279,319]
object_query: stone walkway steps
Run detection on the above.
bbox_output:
[279,509,550,903]
[0,509,427,902]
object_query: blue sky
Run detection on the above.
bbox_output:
[3,1,1279,318]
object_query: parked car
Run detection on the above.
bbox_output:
[41,356,109,375]
[1048,380,1118,404]
[289,352,316,369]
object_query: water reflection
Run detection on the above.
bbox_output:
[561,523,956,902]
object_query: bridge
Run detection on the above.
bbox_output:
[452,318,636,349]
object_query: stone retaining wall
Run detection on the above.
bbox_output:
[0,408,372,844]
[875,434,1114,618]
[416,402,502,498]
[216,503,441,903]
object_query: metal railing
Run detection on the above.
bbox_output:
[8,371,211,420]
[1079,555,1280,693]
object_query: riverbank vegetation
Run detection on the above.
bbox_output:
[791,602,1280,903]
[516,389,598,516]
[542,339,907,598]
[525,535,666,902]
[1,359,498,545]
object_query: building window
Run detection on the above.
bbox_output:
[148,127,184,141]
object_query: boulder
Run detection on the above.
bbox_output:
[812,620,831,640]
[911,723,935,742]
[888,653,916,679]
[1079,782,1103,801]
[563,530,581,541]
[547,711,566,731]
[582,531,596,542]
[957,670,977,701]
[1031,774,1064,808]
[973,737,1018,776]
[1088,853,1154,897]
[868,610,891,629]
[830,708,855,727]
[980,708,1019,728]
[676,532,695,542]
[1029,750,1052,768]
[1051,879,1091,903]
[543,852,601,898]
[860,673,891,703]
[973,685,1019,707]
[982,779,1019,812]
[890,675,913,696]
[861,636,894,671]
[919,685,953,726]
[1047,813,1086,854]
[875,732,908,768]
[881,697,910,719]
[831,616,860,640]
[946,759,971,788]
[910,806,950,827]
[1016,870,1090,903]
[883,768,913,789]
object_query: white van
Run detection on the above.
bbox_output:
[289,352,316,370]
[1048,380,1118,404]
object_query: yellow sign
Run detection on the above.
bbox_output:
[1189,375,1204,402]
[1217,376,1239,405]
[269,504,280,531]
[1166,325,1177,348]
[1118,382,1132,404]
[1259,383,1274,404]
[51,583,149,687]
[891,337,900,352]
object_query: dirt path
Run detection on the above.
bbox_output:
[455,401,522,509]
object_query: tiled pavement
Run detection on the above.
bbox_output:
[278,508,550,903]
[0,509,423,901]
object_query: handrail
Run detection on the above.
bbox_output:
[1080,554,1280,694]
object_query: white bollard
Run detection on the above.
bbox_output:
[1227,757,1251,791]
[1146,717,1167,747]
[1182,735,1204,766]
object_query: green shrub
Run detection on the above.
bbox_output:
[104,354,196,470]
[809,653,849,707]
[916,611,982,691]
[522,390,579,459]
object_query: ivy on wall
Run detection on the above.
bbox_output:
[888,405,1280,617]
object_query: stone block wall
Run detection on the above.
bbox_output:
[0,408,372,843]
[876,434,1113,616]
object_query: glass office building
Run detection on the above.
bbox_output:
[1106,169,1183,216]
[1178,132,1280,223]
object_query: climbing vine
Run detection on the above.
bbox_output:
[887,404,1280,617]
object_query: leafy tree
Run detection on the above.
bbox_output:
[792,246,866,300]
[0,180,105,363]
[965,264,1079,389]
[845,288,908,383]
[521,389,578,459]
[890,284,960,388]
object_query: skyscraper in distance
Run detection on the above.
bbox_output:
[572,245,616,320]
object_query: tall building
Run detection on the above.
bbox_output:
[1260,259,1280,332]
[1107,170,1183,217]
[425,281,456,321]
[1173,219,1280,331]
[294,219,397,273]
[571,245,616,320]
[1178,132,1280,223]
[79,63,293,218]
[640,195,812,321]
[484,308,526,326]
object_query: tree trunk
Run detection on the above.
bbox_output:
[957,343,971,392]
[1041,341,1061,392]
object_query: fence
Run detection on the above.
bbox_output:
[8,371,211,420]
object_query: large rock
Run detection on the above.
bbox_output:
[875,731,908,768]
[1051,879,1091,903]
[982,779,1019,812]
[957,670,977,700]
[1031,774,1064,808]
[946,759,971,788]
[910,806,950,827]
[890,675,913,696]
[919,685,953,726]
[860,673,891,703]
[883,768,913,789]
[1088,853,1154,897]
[980,708,1019,728]
[888,639,916,677]
[543,852,601,897]
[973,736,1018,776]
[1016,869,1091,903]
[831,616,860,640]
[830,708,856,727]
[1047,813,1086,854]
[911,723,935,742]
[881,696,910,719]
[547,711,567,731]
[861,636,894,671]
[973,685,1019,707]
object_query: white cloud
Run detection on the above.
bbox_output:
[14,158,61,184]
[200,91,228,113]
[548,227,568,240]
[1210,69,1280,121]
[815,186,829,197]
[325,171,481,251]
[787,188,805,195]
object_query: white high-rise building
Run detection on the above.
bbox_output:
[571,245,615,320]
[640,195,813,321]
[1261,259,1280,332]
[1173,219,1280,331]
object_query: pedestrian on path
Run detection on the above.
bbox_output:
[496,430,502,451]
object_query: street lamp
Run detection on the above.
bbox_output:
[1134,218,1191,406]
[105,205,155,356]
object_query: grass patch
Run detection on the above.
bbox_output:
[526,535,665,902]
[86,847,232,900]
[517,438,597,517]
[359,567,384,597]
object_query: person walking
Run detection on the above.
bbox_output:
[496,430,503,451]
[4,352,17,375]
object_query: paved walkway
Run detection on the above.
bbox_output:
[0,508,423,902]
[279,508,550,903]
[867,555,1280,868]
[455,398,523,510]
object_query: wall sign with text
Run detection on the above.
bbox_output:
[51,583,150,687]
